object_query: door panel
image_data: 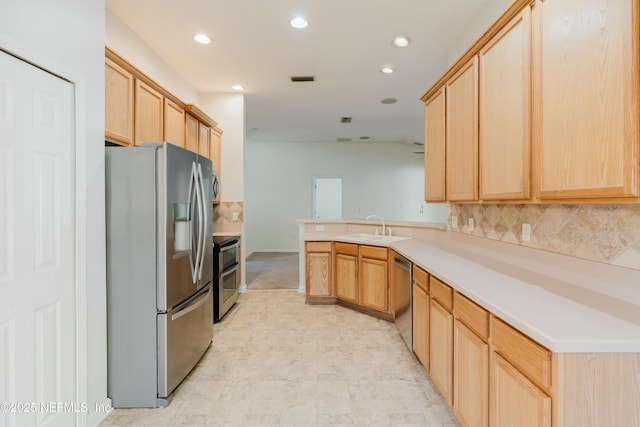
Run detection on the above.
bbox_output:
[157,284,213,398]
[197,155,213,288]
[159,143,199,311]
[0,50,76,427]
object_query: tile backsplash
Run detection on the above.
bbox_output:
[449,204,640,270]
[213,201,243,224]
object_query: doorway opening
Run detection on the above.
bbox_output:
[312,177,342,219]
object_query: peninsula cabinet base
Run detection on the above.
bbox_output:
[336,299,394,322]
[553,353,640,427]
[305,295,336,305]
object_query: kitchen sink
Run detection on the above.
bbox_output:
[337,233,411,243]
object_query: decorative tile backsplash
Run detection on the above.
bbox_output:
[449,204,640,270]
[213,201,243,224]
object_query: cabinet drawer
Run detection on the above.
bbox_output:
[454,292,489,341]
[360,245,387,260]
[413,265,429,293]
[430,276,453,311]
[335,242,358,256]
[306,241,331,252]
[491,316,551,390]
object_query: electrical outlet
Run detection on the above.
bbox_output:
[315,225,325,231]
[469,217,474,232]
[232,212,239,221]
[452,216,458,228]
[522,223,531,242]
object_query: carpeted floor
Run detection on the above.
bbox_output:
[246,252,299,290]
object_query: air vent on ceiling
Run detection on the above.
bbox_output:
[336,137,353,142]
[340,117,352,123]
[290,76,315,82]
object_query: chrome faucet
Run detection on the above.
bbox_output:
[366,214,385,236]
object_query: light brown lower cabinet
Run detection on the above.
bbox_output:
[430,298,454,406]
[358,245,388,312]
[412,266,429,368]
[490,352,551,427]
[334,242,358,303]
[305,241,332,303]
[454,320,489,427]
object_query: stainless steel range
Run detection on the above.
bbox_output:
[213,234,241,322]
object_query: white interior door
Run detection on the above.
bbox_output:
[0,50,76,426]
[313,177,342,219]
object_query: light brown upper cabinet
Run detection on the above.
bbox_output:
[185,113,199,153]
[198,121,210,158]
[134,80,163,146]
[535,0,639,199]
[210,127,222,174]
[163,98,185,147]
[479,6,531,200]
[105,58,135,146]
[446,57,479,201]
[424,87,446,202]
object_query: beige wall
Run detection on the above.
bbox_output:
[0,0,108,425]
[450,204,640,271]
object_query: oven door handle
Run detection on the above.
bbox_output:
[220,264,239,279]
[220,242,239,253]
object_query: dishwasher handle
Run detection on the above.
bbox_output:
[394,257,411,272]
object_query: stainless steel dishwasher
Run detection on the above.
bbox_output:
[393,253,412,350]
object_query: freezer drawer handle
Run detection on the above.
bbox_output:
[171,290,210,321]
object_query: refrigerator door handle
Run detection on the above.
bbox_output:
[170,289,210,321]
[188,162,200,284]
[196,163,207,281]
[192,163,204,284]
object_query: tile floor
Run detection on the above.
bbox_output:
[100,290,460,426]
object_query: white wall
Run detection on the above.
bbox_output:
[105,9,200,105]
[199,93,245,201]
[0,0,107,425]
[447,0,514,66]
[245,140,448,254]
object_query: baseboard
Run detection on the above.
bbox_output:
[87,398,113,427]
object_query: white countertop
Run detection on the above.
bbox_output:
[305,232,640,353]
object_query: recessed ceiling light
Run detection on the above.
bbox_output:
[193,34,211,44]
[290,16,309,29]
[392,36,410,48]
[381,66,396,75]
[231,84,244,91]
[381,98,397,104]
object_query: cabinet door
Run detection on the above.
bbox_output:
[134,80,163,146]
[163,98,185,147]
[412,284,429,368]
[198,122,210,158]
[430,299,454,405]
[536,0,639,199]
[335,254,357,303]
[105,58,134,146]
[359,256,387,312]
[490,353,551,427]
[446,57,479,201]
[479,6,531,200]
[307,251,331,297]
[210,128,222,173]
[424,87,446,202]
[184,113,199,153]
[454,320,489,427]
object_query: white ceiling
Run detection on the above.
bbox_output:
[106,0,494,146]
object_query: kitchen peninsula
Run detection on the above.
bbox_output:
[298,218,640,427]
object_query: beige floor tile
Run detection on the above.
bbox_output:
[101,290,459,427]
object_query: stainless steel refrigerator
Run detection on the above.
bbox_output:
[106,142,214,407]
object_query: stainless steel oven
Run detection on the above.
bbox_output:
[213,234,241,322]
